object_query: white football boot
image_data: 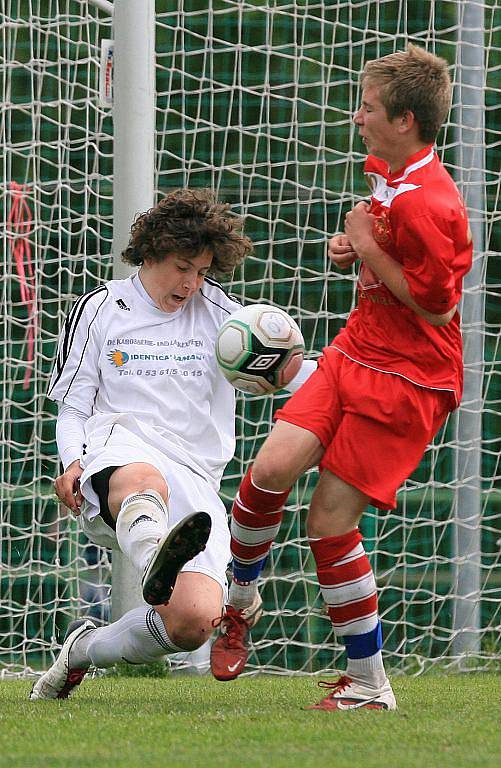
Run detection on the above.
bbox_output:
[305,674,397,711]
[30,619,96,700]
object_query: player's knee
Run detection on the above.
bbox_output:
[162,606,216,651]
[127,470,168,500]
[108,464,168,513]
[252,448,291,492]
[306,512,326,539]
[307,496,364,539]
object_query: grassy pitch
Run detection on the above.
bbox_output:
[0,674,498,768]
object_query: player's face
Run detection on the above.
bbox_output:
[140,250,213,313]
[353,85,403,165]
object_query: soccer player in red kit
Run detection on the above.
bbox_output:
[210,44,473,710]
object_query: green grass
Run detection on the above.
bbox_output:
[0,674,499,768]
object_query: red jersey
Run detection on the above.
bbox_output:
[333,145,472,407]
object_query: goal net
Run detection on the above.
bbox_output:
[1,0,499,677]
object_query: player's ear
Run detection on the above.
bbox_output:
[398,109,416,134]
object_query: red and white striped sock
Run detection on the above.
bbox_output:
[229,468,290,602]
[310,529,386,684]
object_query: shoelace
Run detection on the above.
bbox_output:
[317,675,353,698]
[212,606,248,649]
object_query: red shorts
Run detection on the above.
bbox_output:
[274,347,452,509]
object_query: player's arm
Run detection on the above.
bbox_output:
[48,289,107,511]
[344,202,456,327]
[54,404,87,515]
[48,289,106,412]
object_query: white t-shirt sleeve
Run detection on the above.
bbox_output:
[283,358,318,393]
[56,403,87,470]
[47,287,108,416]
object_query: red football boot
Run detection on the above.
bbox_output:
[210,593,263,681]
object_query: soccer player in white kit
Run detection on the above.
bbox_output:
[30,188,255,699]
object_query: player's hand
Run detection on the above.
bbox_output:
[54,460,84,516]
[344,201,376,254]
[327,233,358,269]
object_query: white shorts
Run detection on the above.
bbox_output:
[78,422,231,592]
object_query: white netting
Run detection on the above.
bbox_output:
[1,0,499,676]
[1,0,113,676]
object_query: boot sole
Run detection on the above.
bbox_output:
[142,512,212,605]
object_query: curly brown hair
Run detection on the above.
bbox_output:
[361,44,451,144]
[121,188,253,277]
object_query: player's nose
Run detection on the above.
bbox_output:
[183,274,198,293]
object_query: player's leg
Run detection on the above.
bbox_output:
[305,470,396,711]
[227,358,335,614]
[106,463,211,605]
[30,441,225,700]
[31,460,227,701]
[304,363,451,711]
[211,358,339,681]
[155,572,223,650]
[230,419,322,599]
[30,572,221,700]
[106,461,169,574]
[83,573,222,664]
[210,420,323,681]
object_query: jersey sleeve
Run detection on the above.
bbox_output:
[56,403,87,470]
[283,358,318,394]
[397,215,458,315]
[47,287,109,417]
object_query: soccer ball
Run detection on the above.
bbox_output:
[216,303,305,395]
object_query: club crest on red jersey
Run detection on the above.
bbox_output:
[372,210,392,246]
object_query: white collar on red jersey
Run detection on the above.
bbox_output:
[391,146,435,184]
[371,178,421,208]
[366,146,436,208]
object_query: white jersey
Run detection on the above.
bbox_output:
[48,275,241,490]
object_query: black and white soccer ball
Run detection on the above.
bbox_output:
[216,303,305,395]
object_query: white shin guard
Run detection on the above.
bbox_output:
[115,489,169,574]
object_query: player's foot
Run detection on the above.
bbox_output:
[305,674,396,711]
[29,619,96,700]
[210,592,263,681]
[142,511,212,605]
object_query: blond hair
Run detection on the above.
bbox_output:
[361,44,452,143]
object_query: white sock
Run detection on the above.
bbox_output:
[228,578,259,610]
[115,489,169,574]
[69,606,184,668]
[346,651,387,688]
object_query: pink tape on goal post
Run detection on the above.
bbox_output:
[7,182,37,390]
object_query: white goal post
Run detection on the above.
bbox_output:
[1,0,499,677]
